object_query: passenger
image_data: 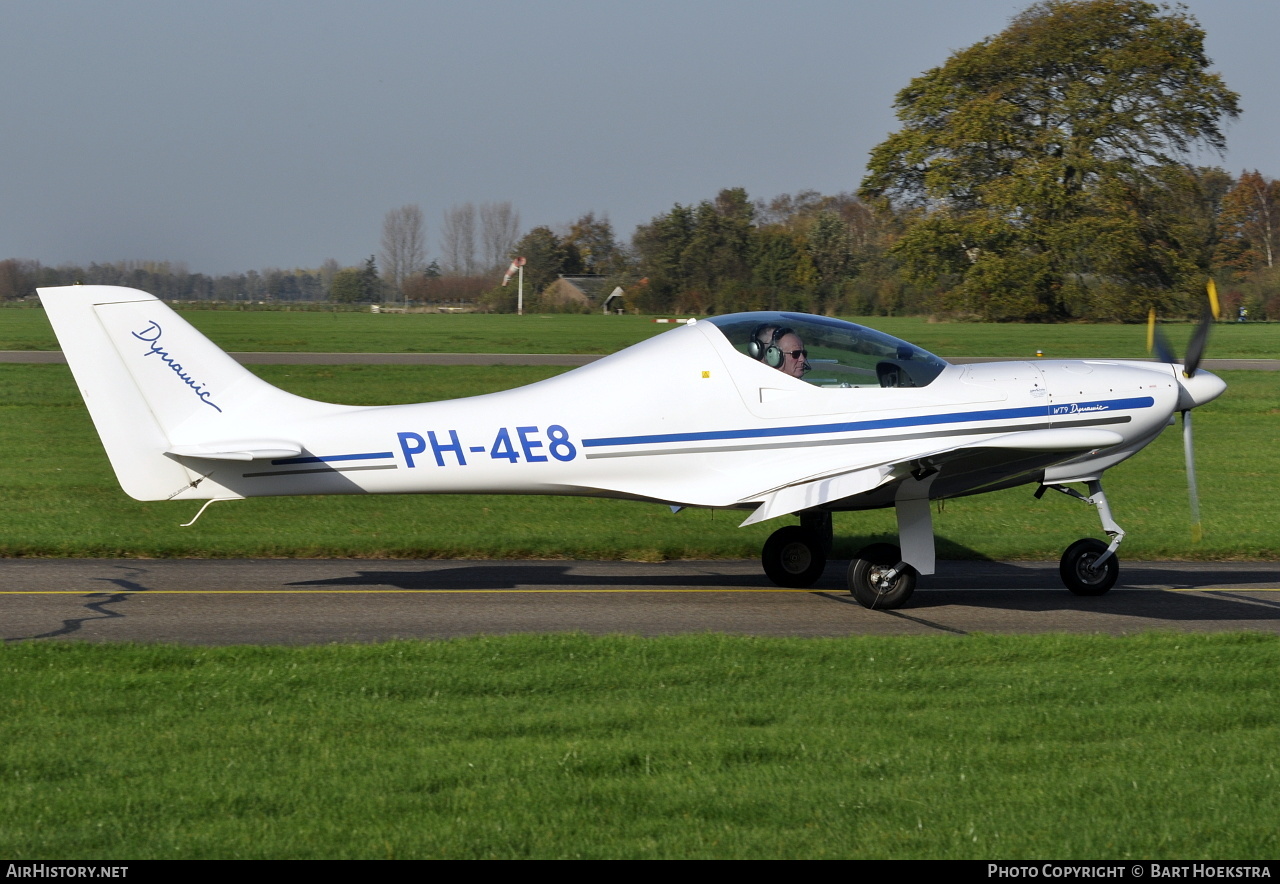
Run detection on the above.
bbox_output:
[749,324,810,379]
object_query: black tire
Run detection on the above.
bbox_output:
[847,542,917,609]
[761,526,827,588]
[1060,538,1119,596]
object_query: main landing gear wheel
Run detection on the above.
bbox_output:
[1059,538,1119,596]
[761,526,827,588]
[847,543,917,610]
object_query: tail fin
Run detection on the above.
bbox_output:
[38,285,327,500]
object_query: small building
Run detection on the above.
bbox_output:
[541,275,614,310]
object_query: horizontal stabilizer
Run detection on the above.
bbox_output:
[165,441,303,462]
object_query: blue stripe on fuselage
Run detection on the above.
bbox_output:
[581,397,1154,449]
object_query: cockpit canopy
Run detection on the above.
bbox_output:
[705,312,949,388]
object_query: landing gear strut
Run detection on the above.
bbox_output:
[1040,479,1124,596]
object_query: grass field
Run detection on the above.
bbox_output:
[3,307,1277,860]
[3,303,1277,358]
[0,363,1275,561]
[2,634,1277,859]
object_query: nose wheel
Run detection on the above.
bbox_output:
[1059,538,1119,595]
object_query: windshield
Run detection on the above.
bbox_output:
[705,312,948,388]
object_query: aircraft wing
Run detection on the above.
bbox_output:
[738,427,1123,526]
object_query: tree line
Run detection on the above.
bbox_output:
[4,2,1276,322]
[5,164,1276,322]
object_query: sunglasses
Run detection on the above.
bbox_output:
[783,349,808,360]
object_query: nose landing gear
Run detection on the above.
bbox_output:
[1039,479,1124,596]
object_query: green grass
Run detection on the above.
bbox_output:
[1,364,1275,560]
[0,309,676,354]
[1,634,1276,859]
[868,315,1280,360]
[3,304,1277,357]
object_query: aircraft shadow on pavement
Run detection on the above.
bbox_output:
[288,563,755,591]
[286,561,1280,624]
[874,588,1280,622]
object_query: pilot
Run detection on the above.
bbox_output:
[749,324,810,379]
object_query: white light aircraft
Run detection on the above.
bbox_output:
[37,285,1225,608]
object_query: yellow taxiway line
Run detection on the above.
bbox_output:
[1165,587,1280,592]
[2,588,820,595]
[3,587,1277,595]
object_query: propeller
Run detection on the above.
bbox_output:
[1147,282,1222,543]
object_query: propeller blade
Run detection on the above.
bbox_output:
[1207,278,1221,321]
[1182,409,1202,543]
[1148,309,1177,365]
[1183,301,1214,377]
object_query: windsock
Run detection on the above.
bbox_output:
[502,256,526,286]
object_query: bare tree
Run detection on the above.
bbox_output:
[380,204,426,301]
[318,257,342,294]
[480,201,521,271]
[441,203,477,275]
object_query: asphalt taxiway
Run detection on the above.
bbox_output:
[3,559,1278,645]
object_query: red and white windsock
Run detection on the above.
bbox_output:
[502,256,527,286]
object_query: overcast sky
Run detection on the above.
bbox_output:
[3,0,1276,275]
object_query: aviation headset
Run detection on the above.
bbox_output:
[748,324,794,368]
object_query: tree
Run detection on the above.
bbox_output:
[332,257,383,303]
[359,255,383,302]
[806,212,856,304]
[441,203,477,275]
[511,226,570,295]
[752,227,809,312]
[861,0,1240,320]
[632,189,757,313]
[1219,170,1280,275]
[380,204,426,301]
[687,188,755,297]
[754,190,826,229]
[564,212,621,275]
[0,259,39,301]
[318,258,342,295]
[329,267,364,303]
[631,204,695,313]
[479,202,521,272]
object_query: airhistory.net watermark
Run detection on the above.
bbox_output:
[6,866,128,878]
